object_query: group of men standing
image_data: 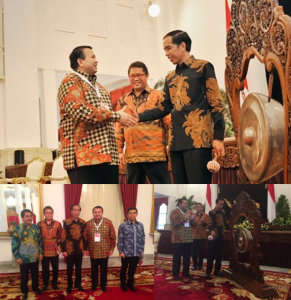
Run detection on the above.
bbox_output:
[170,197,228,280]
[11,205,145,299]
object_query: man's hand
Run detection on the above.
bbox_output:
[62,252,68,257]
[109,250,113,256]
[191,213,196,219]
[211,231,215,236]
[142,252,144,256]
[119,253,125,258]
[186,211,191,219]
[83,251,87,256]
[15,258,23,265]
[39,255,43,261]
[118,107,138,127]
[213,140,225,157]
[119,153,125,165]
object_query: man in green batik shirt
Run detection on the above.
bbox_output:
[11,209,43,300]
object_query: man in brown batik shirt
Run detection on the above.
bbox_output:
[61,204,88,294]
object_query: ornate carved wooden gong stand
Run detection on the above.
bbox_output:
[222,191,278,298]
[225,0,291,183]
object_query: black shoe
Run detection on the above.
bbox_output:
[66,288,72,294]
[33,288,43,295]
[173,276,180,281]
[121,284,128,292]
[127,284,137,292]
[91,285,97,291]
[191,266,197,271]
[101,285,107,292]
[22,293,28,300]
[76,285,84,291]
[182,273,193,278]
[42,284,48,292]
[198,266,202,270]
[205,273,210,278]
[214,271,223,277]
[53,283,58,290]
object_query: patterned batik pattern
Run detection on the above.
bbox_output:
[86,217,116,259]
[170,208,193,243]
[117,220,145,257]
[190,212,208,239]
[207,208,229,240]
[58,70,120,170]
[11,223,43,263]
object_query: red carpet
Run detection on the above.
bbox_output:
[155,257,291,300]
[0,265,154,299]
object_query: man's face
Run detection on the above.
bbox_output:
[44,209,53,221]
[93,208,103,220]
[163,36,185,65]
[127,209,138,222]
[22,212,32,226]
[179,200,188,211]
[78,48,98,75]
[128,67,149,92]
[216,200,224,210]
[196,204,202,213]
[71,205,81,218]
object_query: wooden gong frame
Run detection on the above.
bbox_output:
[222,191,278,298]
[225,0,291,183]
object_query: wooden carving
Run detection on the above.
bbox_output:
[225,0,291,183]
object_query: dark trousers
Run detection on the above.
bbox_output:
[90,257,108,287]
[127,161,171,184]
[206,239,224,273]
[42,255,59,285]
[20,261,39,293]
[192,239,205,267]
[172,243,192,277]
[67,163,119,184]
[170,149,212,183]
[120,256,140,285]
[67,254,83,288]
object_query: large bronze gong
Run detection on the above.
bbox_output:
[235,227,253,253]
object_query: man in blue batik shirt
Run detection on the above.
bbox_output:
[117,207,145,292]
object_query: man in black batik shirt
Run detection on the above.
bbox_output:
[205,199,229,278]
[138,30,225,184]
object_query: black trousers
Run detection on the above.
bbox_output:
[127,161,171,184]
[67,163,119,184]
[170,149,212,183]
[90,257,108,287]
[120,256,140,285]
[20,261,39,293]
[42,255,59,285]
[206,239,224,273]
[192,239,205,268]
[172,243,191,277]
[67,254,83,288]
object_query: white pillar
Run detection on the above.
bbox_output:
[31,192,39,223]
[0,185,8,232]
[166,196,176,224]
[14,184,23,217]
[24,186,32,211]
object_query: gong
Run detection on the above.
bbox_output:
[238,92,284,182]
[235,227,253,253]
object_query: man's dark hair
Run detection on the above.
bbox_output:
[128,61,149,75]
[21,209,32,218]
[177,197,188,206]
[69,46,92,70]
[92,206,103,213]
[216,198,224,204]
[196,203,203,207]
[71,204,81,211]
[127,207,138,214]
[43,206,54,214]
[163,30,192,52]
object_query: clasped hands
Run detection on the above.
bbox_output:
[118,106,139,128]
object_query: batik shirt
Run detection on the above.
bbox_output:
[139,56,225,151]
[37,219,62,257]
[115,86,171,163]
[117,220,145,257]
[58,70,120,170]
[207,208,229,240]
[170,208,192,243]
[190,212,208,239]
[86,217,116,259]
[11,223,43,263]
[61,217,88,255]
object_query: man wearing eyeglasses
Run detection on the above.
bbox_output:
[115,61,171,183]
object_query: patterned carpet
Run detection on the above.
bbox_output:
[0,265,154,299]
[155,257,291,300]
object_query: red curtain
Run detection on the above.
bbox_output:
[154,197,168,229]
[120,184,138,220]
[110,85,132,111]
[64,184,83,219]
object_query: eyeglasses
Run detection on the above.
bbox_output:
[128,73,146,79]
